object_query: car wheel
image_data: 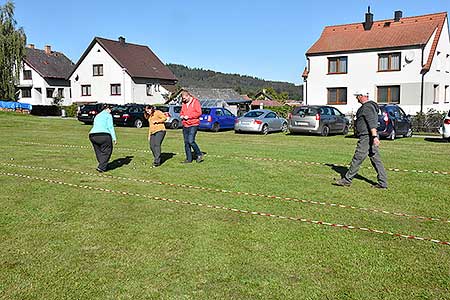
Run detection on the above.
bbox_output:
[389,129,396,140]
[320,125,330,137]
[405,127,412,138]
[212,122,220,132]
[343,125,349,135]
[134,119,143,128]
[261,124,269,135]
[171,120,179,129]
[281,122,288,133]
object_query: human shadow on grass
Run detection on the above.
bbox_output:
[326,163,377,186]
[160,152,176,165]
[108,156,134,171]
[424,137,449,143]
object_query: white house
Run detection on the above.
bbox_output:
[17,44,74,106]
[69,36,177,105]
[303,9,450,115]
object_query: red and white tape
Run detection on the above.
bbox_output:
[1,171,448,246]
[17,141,450,176]
[2,162,449,224]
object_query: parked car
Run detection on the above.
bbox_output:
[439,109,450,141]
[111,104,148,128]
[77,103,106,124]
[287,105,349,136]
[199,107,237,132]
[234,109,287,135]
[155,104,182,129]
[377,104,412,139]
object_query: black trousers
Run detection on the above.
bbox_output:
[149,130,166,166]
[89,133,113,171]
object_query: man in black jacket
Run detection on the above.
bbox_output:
[335,91,388,189]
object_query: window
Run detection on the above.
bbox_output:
[266,112,277,118]
[93,64,103,76]
[111,84,121,96]
[46,88,54,98]
[223,109,234,116]
[378,53,401,71]
[215,109,224,116]
[377,86,400,103]
[327,88,347,105]
[445,85,449,103]
[436,52,441,72]
[146,84,153,96]
[81,85,91,96]
[434,85,439,104]
[328,57,347,74]
[23,70,32,80]
[22,88,31,98]
[57,88,64,98]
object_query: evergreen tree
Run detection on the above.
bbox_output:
[0,1,26,100]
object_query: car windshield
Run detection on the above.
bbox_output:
[156,106,169,113]
[292,107,318,116]
[244,111,264,118]
[82,105,99,111]
[202,108,211,115]
[112,106,127,113]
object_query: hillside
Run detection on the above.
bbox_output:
[167,64,303,100]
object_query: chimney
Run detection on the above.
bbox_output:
[27,44,35,49]
[44,45,51,54]
[394,10,402,22]
[364,6,373,31]
[118,36,126,44]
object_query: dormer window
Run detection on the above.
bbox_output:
[378,53,400,71]
[93,64,103,76]
[328,57,347,74]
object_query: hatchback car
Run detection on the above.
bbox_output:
[234,109,287,135]
[439,109,450,141]
[77,103,106,124]
[287,105,349,136]
[199,107,237,132]
[377,104,412,139]
[155,105,182,129]
[111,104,148,128]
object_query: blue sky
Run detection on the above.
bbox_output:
[13,0,450,84]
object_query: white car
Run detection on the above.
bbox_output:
[439,109,450,141]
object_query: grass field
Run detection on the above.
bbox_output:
[0,111,449,300]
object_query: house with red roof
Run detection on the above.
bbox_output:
[18,44,74,106]
[69,36,177,105]
[302,9,450,114]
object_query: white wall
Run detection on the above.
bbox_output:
[70,42,173,105]
[17,62,71,106]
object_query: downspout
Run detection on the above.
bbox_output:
[420,47,425,113]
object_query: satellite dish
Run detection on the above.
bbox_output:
[405,51,415,63]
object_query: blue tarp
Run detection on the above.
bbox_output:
[0,100,32,110]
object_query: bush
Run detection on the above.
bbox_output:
[265,105,292,118]
[63,104,78,117]
[411,109,445,133]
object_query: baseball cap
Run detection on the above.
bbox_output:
[353,90,369,96]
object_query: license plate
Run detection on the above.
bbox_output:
[81,113,88,117]
[114,115,120,118]
[296,121,308,126]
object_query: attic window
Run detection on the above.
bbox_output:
[97,49,101,52]
[384,22,391,27]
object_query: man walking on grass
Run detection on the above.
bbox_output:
[180,90,204,163]
[335,90,388,189]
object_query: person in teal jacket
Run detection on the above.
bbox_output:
[89,104,117,172]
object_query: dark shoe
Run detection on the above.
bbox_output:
[96,167,106,173]
[181,160,192,164]
[196,155,204,163]
[334,178,351,187]
[152,164,160,168]
[372,183,388,189]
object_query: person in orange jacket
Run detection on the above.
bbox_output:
[180,91,203,163]
[144,105,167,167]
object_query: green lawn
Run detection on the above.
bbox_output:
[0,112,449,300]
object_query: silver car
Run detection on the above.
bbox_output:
[288,105,349,136]
[155,105,182,129]
[439,109,450,141]
[234,109,288,135]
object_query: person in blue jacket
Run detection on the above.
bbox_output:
[89,104,117,172]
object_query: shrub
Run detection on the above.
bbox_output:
[265,105,292,118]
[411,109,445,133]
[63,104,78,117]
